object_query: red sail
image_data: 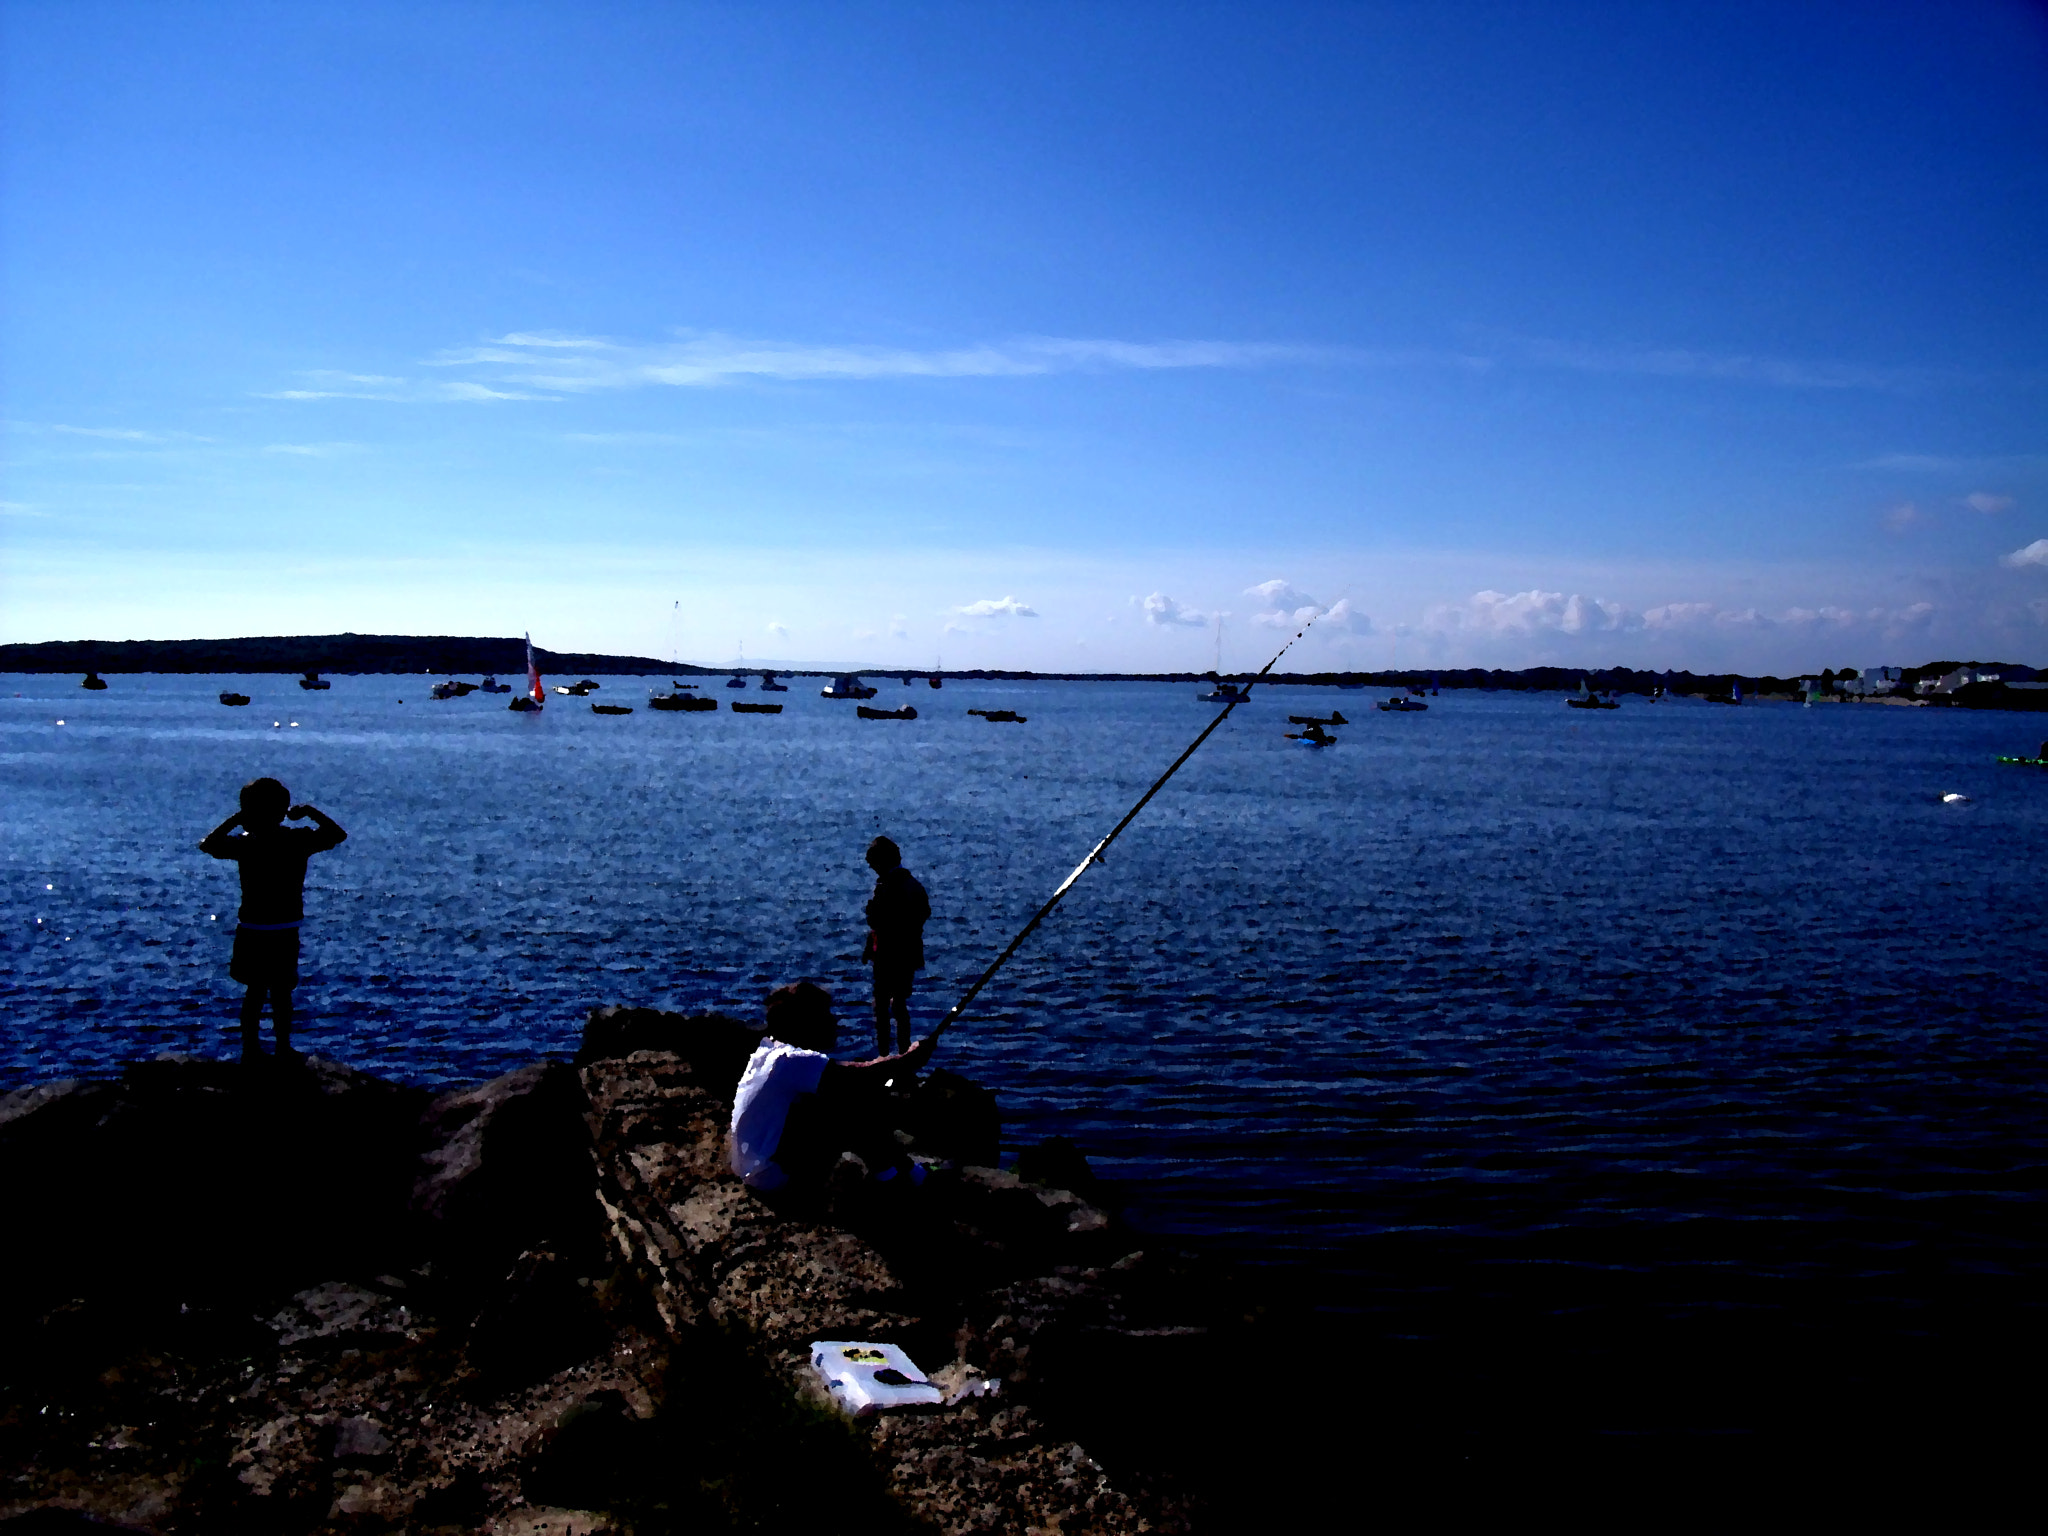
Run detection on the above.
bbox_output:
[525,634,544,704]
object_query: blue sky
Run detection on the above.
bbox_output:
[4,1,2045,672]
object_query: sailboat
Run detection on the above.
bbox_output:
[929,654,943,689]
[1197,615,1249,702]
[1566,677,1618,710]
[508,634,544,712]
[728,641,748,688]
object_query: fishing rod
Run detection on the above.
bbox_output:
[929,605,1325,1042]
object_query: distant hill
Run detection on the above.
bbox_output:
[0,633,701,676]
[3,638,2038,696]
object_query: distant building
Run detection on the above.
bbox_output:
[1838,666,1903,697]
[1916,667,1997,695]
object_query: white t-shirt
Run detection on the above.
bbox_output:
[729,1038,831,1190]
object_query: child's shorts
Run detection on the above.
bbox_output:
[230,926,301,989]
[872,962,917,1001]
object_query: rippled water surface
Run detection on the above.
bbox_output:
[6,672,2044,1438]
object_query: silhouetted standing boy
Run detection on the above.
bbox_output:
[200,777,346,1061]
[861,835,930,1055]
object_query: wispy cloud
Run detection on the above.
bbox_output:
[0,500,47,517]
[1885,502,1922,531]
[8,422,214,445]
[954,595,1039,617]
[417,331,1320,395]
[259,371,549,403]
[1857,452,2047,473]
[1489,334,1950,392]
[47,424,178,442]
[262,442,363,458]
[1965,492,2014,514]
[1423,587,1936,645]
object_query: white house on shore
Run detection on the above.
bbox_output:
[1916,667,1998,695]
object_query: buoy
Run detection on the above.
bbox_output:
[1942,792,1970,804]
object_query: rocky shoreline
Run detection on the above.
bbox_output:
[1,1008,1246,1533]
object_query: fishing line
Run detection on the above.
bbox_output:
[929,604,1328,1042]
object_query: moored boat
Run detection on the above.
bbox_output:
[591,703,633,715]
[731,701,784,714]
[479,674,511,693]
[1377,696,1427,712]
[219,691,251,706]
[1288,711,1348,727]
[81,672,108,691]
[298,671,331,690]
[1197,680,1250,704]
[857,703,918,720]
[430,679,478,700]
[649,688,717,711]
[968,708,1026,723]
[759,673,789,692]
[822,675,878,699]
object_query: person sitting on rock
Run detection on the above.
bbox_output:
[199,777,346,1061]
[862,835,931,1056]
[729,980,934,1193]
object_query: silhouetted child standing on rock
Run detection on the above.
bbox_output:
[862,836,930,1056]
[200,777,346,1061]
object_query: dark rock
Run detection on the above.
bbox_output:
[1015,1135,1101,1196]
[329,1415,393,1463]
[899,1069,1001,1167]
[413,1061,601,1291]
[465,1249,609,1391]
[576,1005,760,1095]
[264,1280,416,1348]
[521,1390,657,1511]
[0,1055,425,1324]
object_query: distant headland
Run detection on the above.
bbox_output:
[1,633,2042,708]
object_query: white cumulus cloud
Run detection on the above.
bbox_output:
[1429,589,1641,636]
[1244,578,1326,630]
[2002,539,2048,569]
[1320,598,1372,635]
[954,596,1039,617]
[766,620,788,639]
[1139,592,1209,627]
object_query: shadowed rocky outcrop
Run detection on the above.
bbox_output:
[1,1013,1232,1532]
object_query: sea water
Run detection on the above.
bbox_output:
[4,673,2044,1438]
